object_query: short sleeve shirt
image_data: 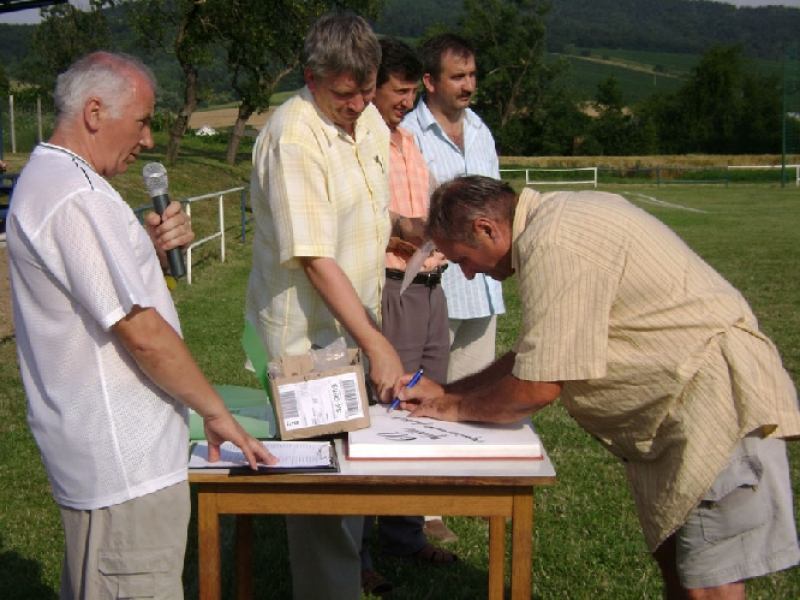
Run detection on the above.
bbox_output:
[385,126,439,272]
[401,100,505,319]
[8,144,188,510]
[511,188,800,550]
[245,88,391,357]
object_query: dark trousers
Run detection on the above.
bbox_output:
[360,275,450,570]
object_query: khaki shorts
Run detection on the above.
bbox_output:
[675,436,800,588]
[59,481,190,600]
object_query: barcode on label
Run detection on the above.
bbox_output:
[343,378,359,416]
[281,389,299,420]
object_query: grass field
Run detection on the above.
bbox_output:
[1,141,800,598]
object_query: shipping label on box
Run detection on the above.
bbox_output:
[269,349,371,440]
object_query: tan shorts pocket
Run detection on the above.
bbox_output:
[697,452,768,543]
[98,547,176,599]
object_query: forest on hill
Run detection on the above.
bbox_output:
[3,0,798,73]
[0,0,796,159]
[375,0,800,60]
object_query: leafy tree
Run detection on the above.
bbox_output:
[584,74,659,156]
[0,61,9,99]
[635,44,781,154]
[459,0,579,155]
[23,1,111,96]
[634,90,681,154]
[462,0,548,131]
[534,91,591,156]
[677,44,744,153]
[373,0,463,38]
[595,73,624,113]
[737,69,781,154]
[207,0,383,165]
[584,75,628,156]
[123,0,217,165]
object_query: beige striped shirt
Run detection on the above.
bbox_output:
[246,87,391,358]
[511,188,800,550]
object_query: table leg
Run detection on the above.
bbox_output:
[509,487,534,600]
[487,516,507,599]
[197,488,222,600]
[236,515,254,600]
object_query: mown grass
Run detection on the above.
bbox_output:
[1,138,800,598]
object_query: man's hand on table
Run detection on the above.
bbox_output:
[204,413,279,469]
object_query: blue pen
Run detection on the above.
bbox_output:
[389,368,424,412]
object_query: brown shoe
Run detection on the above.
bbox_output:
[411,542,459,565]
[361,569,393,597]
[423,518,459,543]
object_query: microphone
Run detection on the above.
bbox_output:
[142,162,186,279]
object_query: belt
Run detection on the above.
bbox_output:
[385,268,442,288]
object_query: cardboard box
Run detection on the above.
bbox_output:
[269,348,371,440]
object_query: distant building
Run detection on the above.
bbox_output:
[195,124,218,137]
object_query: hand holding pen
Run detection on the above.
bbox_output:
[388,368,424,412]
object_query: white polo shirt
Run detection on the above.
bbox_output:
[7,144,189,510]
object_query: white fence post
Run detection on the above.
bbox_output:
[183,186,242,284]
[218,193,225,263]
[9,95,16,154]
[504,166,599,187]
[37,96,43,143]
[185,203,193,284]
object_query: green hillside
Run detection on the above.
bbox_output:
[554,47,782,108]
[571,49,699,76]
[556,54,685,105]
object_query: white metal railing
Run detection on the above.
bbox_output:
[183,186,246,284]
[726,164,800,186]
[501,167,598,187]
[134,185,249,285]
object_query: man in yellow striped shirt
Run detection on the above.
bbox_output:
[245,12,404,599]
[398,175,800,599]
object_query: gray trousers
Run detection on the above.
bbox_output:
[381,275,450,382]
[286,515,364,600]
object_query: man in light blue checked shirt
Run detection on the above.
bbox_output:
[402,33,506,383]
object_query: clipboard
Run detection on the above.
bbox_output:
[189,440,340,473]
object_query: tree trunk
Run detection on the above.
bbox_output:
[226,103,255,165]
[167,66,198,165]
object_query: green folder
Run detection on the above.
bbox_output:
[189,321,277,440]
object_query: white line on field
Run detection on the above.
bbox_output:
[621,192,706,213]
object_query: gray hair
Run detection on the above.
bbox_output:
[302,12,381,87]
[427,176,517,247]
[54,52,157,126]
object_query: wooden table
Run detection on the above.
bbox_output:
[189,439,556,600]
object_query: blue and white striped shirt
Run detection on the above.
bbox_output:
[402,99,506,319]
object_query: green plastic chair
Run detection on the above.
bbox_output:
[189,321,277,440]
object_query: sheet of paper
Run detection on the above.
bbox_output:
[347,405,542,459]
[189,440,332,469]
